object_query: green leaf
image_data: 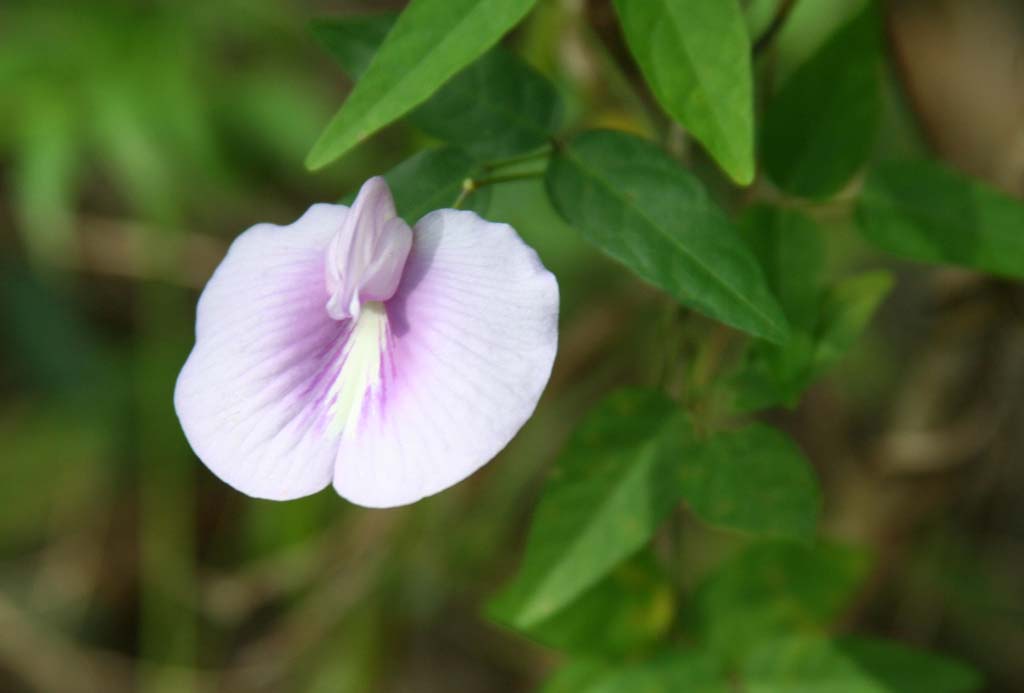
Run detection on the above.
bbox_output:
[541,660,609,693]
[857,159,1024,279]
[313,14,561,160]
[741,636,982,693]
[542,652,728,693]
[730,333,817,412]
[731,208,890,412]
[838,637,982,693]
[731,269,890,413]
[306,0,541,169]
[489,389,693,629]
[310,13,397,80]
[515,552,676,657]
[410,48,562,159]
[730,207,824,410]
[545,130,788,342]
[813,271,891,370]
[690,541,870,661]
[613,0,754,185]
[742,636,881,693]
[681,424,820,540]
[761,4,881,198]
[341,146,491,223]
[740,206,825,330]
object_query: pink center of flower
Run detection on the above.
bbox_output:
[325,177,412,321]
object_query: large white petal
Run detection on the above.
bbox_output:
[175,204,349,500]
[332,210,560,507]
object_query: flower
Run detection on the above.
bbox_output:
[174,177,559,507]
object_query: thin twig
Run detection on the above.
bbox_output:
[754,0,799,56]
[452,169,546,209]
[473,170,546,187]
[483,145,552,172]
[452,177,477,209]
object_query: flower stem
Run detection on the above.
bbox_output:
[453,178,476,209]
[475,170,546,187]
[452,169,546,209]
[483,145,552,172]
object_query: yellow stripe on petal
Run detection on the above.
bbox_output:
[328,302,388,436]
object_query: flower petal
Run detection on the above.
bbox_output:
[332,210,560,507]
[326,177,412,320]
[175,204,348,500]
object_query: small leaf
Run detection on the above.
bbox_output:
[489,389,693,629]
[761,4,882,199]
[542,652,728,693]
[306,0,541,169]
[613,0,755,185]
[690,541,870,661]
[742,636,879,693]
[740,206,825,331]
[681,424,820,540]
[838,637,982,693]
[730,334,817,412]
[857,159,1024,279]
[514,552,676,657]
[541,660,607,693]
[313,15,561,160]
[742,636,982,693]
[410,48,562,159]
[341,146,491,223]
[545,130,788,343]
[814,271,892,370]
[730,207,824,410]
[310,13,397,80]
[731,209,890,412]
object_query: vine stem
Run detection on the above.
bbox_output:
[452,169,546,209]
[475,170,545,186]
[754,0,799,56]
[453,178,476,209]
[483,145,552,172]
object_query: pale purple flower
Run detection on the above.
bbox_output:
[174,177,559,507]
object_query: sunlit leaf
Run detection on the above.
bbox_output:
[306,0,541,169]
[857,159,1024,279]
[545,130,788,343]
[613,0,754,185]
